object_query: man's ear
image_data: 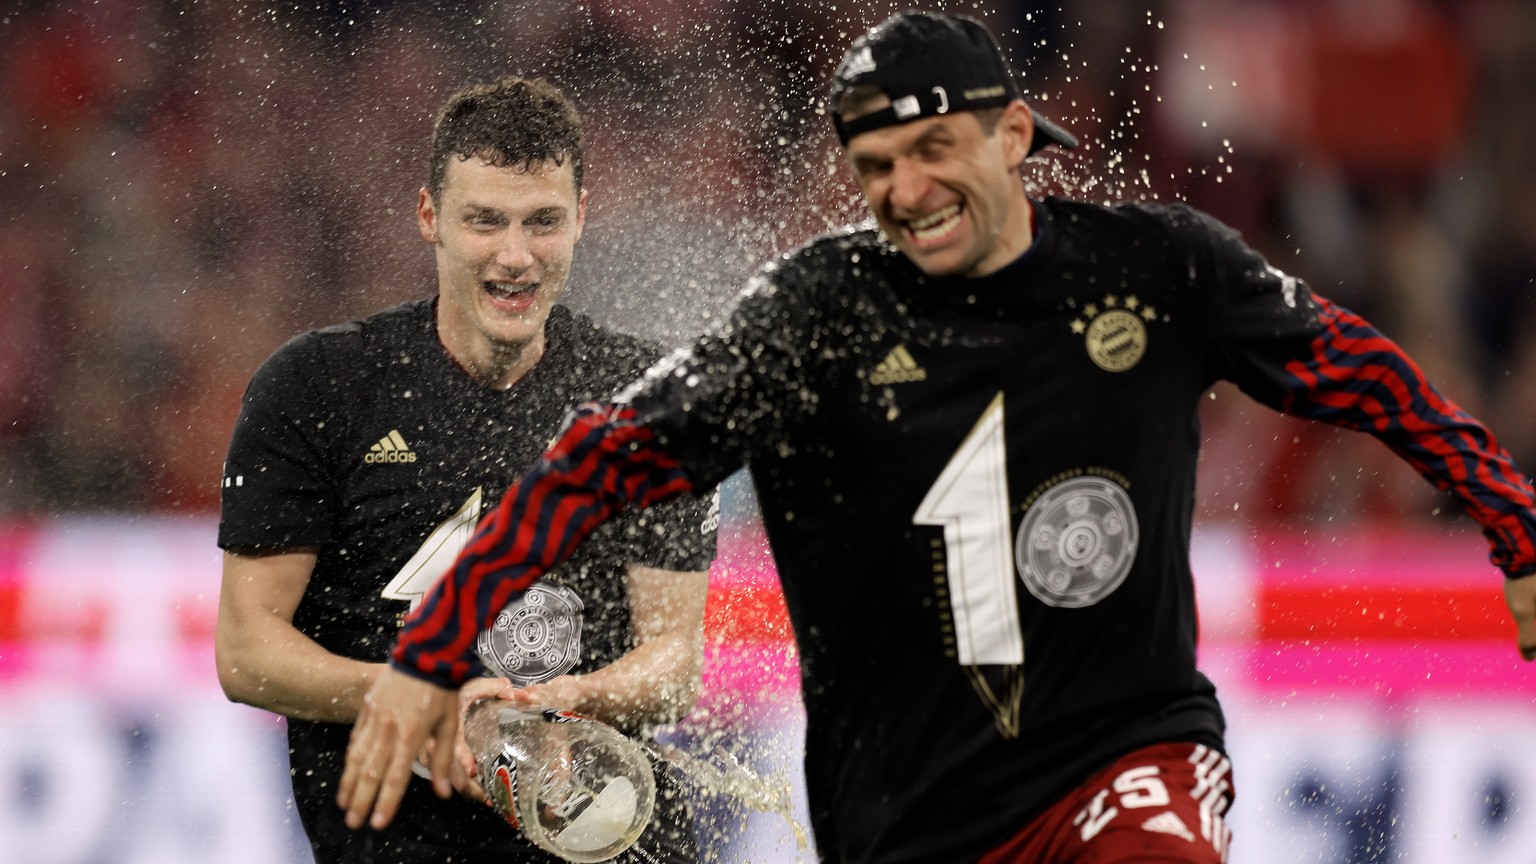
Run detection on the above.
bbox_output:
[417,187,439,244]
[1000,100,1034,170]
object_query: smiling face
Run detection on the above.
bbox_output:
[845,101,1035,278]
[419,153,586,388]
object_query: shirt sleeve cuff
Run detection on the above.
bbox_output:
[387,655,477,689]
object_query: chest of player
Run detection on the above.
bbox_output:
[751,294,1204,619]
[347,399,554,504]
[309,371,638,662]
[811,295,1205,496]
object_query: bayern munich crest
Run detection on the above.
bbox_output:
[476,583,584,685]
[1015,476,1138,608]
[1069,294,1157,372]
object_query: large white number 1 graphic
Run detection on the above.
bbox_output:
[381,488,483,612]
[913,393,1023,665]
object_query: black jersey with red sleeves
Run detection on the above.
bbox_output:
[617,196,1536,863]
[219,297,716,863]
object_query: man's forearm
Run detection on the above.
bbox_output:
[219,620,382,724]
[1280,296,1536,574]
[541,630,704,730]
[218,549,383,724]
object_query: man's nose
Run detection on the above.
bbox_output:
[494,230,536,270]
[887,158,931,212]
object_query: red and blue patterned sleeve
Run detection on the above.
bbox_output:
[1277,297,1536,577]
[390,402,696,687]
[1182,202,1536,579]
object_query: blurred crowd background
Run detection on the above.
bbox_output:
[3,0,1534,531]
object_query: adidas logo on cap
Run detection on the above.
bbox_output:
[843,45,877,77]
[365,429,418,464]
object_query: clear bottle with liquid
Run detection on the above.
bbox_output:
[463,700,657,863]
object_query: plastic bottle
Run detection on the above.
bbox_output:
[463,700,657,863]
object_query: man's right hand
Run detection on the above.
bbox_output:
[338,666,459,830]
[449,677,519,804]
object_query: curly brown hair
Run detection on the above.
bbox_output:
[428,76,584,202]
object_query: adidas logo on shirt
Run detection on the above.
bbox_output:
[365,429,418,464]
[870,344,927,385]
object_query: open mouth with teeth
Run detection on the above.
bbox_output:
[485,280,537,302]
[903,203,963,245]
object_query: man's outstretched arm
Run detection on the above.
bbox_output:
[1273,296,1536,656]
[337,402,696,830]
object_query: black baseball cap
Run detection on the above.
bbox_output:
[829,11,1077,154]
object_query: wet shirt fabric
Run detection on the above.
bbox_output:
[392,198,1536,863]
[219,298,717,864]
[624,197,1536,861]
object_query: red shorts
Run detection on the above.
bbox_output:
[979,742,1234,864]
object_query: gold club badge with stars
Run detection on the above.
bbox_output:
[1069,294,1156,372]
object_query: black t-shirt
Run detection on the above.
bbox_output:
[622,198,1332,863]
[220,298,716,863]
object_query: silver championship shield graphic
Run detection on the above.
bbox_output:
[476,582,585,685]
[1015,476,1139,608]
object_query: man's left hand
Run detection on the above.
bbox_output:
[1503,572,1536,661]
[338,666,458,830]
